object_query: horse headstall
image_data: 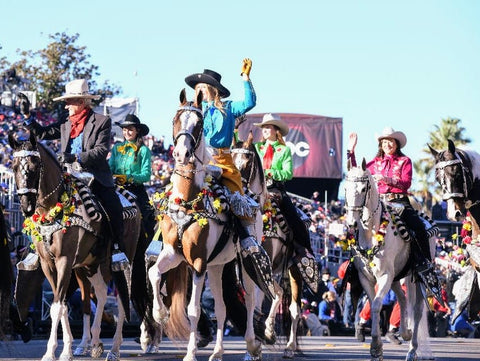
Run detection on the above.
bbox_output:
[434,156,471,200]
[12,149,41,195]
[173,104,204,149]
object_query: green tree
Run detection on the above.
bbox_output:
[413,117,471,206]
[1,32,121,114]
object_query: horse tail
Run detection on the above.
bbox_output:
[222,259,265,341]
[164,262,190,340]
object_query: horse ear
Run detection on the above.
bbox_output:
[195,90,203,107]
[29,131,37,147]
[427,143,438,157]
[245,131,253,148]
[361,158,367,171]
[7,131,19,149]
[447,139,456,154]
[179,88,187,105]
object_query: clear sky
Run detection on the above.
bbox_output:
[2,0,479,185]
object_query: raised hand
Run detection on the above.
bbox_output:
[240,58,252,77]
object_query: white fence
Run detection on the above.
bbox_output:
[0,169,26,248]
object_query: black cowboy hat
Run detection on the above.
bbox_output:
[116,114,149,136]
[185,69,230,98]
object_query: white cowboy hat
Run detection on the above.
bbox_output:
[376,126,407,149]
[253,113,289,136]
[53,79,101,101]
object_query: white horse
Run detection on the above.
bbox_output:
[344,160,431,361]
[148,89,266,361]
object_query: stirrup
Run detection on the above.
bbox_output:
[112,251,130,271]
[416,262,444,307]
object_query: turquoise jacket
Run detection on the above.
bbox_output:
[203,80,256,148]
[254,140,293,182]
[109,141,152,184]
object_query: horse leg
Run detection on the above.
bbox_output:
[41,301,68,361]
[264,281,282,344]
[370,276,393,361]
[89,270,108,358]
[205,266,225,361]
[391,280,411,341]
[184,271,206,361]
[406,282,426,361]
[284,268,302,359]
[106,293,126,361]
[148,246,183,324]
[73,273,92,357]
[58,302,74,361]
[242,267,262,361]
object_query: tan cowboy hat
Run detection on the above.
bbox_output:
[253,113,289,136]
[53,79,101,101]
[185,69,230,98]
[376,126,407,149]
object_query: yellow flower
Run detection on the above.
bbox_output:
[262,214,269,223]
[452,233,458,240]
[213,198,222,212]
[197,217,208,228]
[369,261,376,268]
[374,234,384,242]
[463,222,472,231]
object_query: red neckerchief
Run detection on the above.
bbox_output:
[263,143,274,170]
[69,108,91,138]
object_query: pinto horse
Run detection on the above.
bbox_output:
[429,139,480,322]
[9,132,144,361]
[344,161,431,361]
[148,89,264,361]
[231,133,309,359]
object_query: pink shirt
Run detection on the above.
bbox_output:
[366,154,412,194]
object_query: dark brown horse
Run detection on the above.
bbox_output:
[0,204,13,340]
[9,132,144,361]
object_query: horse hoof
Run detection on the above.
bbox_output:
[183,354,197,361]
[91,343,104,358]
[58,355,73,361]
[244,350,262,361]
[73,346,90,356]
[371,357,384,361]
[208,356,222,361]
[283,349,294,359]
[41,356,55,361]
[405,349,418,361]
[144,344,158,354]
[402,329,413,342]
[264,331,276,345]
[106,350,120,361]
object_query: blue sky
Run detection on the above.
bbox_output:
[2,0,479,189]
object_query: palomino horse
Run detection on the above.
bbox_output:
[344,161,430,361]
[9,132,145,361]
[429,139,480,322]
[148,89,264,361]
[231,133,316,359]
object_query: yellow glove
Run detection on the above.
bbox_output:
[240,58,252,76]
[113,174,127,185]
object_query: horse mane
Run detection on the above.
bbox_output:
[36,141,62,172]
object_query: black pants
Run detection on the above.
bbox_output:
[270,184,312,252]
[125,183,156,240]
[392,199,431,262]
[91,181,125,252]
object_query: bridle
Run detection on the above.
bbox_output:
[13,146,64,210]
[435,151,472,200]
[344,173,380,226]
[172,104,205,180]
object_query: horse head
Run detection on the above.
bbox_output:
[344,158,379,230]
[172,89,204,166]
[429,139,471,221]
[9,131,41,216]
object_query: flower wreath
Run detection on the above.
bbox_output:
[22,178,78,247]
[151,174,226,229]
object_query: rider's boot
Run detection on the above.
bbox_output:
[235,216,275,300]
[16,252,40,271]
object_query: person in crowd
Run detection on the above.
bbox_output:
[253,113,318,289]
[317,267,338,298]
[428,279,451,337]
[19,79,127,268]
[300,298,325,336]
[109,114,155,240]
[318,290,343,335]
[347,128,441,300]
